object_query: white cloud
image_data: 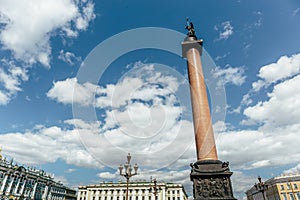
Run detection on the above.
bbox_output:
[216,126,300,170]
[221,52,300,170]
[252,53,300,91]
[65,118,101,131]
[0,0,95,105]
[251,80,265,92]
[215,52,231,61]
[254,18,262,27]
[213,120,228,133]
[0,0,95,67]
[75,1,95,30]
[58,50,82,66]
[0,124,102,168]
[229,93,253,114]
[0,116,194,172]
[47,59,300,198]
[250,160,271,168]
[243,43,251,55]
[46,63,195,169]
[215,21,234,41]
[219,59,300,185]
[47,77,98,105]
[97,172,118,180]
[47,63,181,109]
[259,54,300,82]
[283,164,300,175]
[0,90,9,105]
[212,65,246,87]
[66,168,77,173]
[231,171,258,199]
[54,176,69,186]
[244,74,300,127]
[234,53,300,118]
[0,59,28,105]
[0,67,28,93]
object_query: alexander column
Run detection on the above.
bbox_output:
[182,19,236,200]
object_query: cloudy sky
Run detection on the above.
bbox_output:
[0,0,300,199]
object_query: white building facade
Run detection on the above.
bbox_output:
[0,150,76,200]
[77,182,188,200]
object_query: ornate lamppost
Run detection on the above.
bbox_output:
[119,153,138,200]
[254,176,268,200]
[149,177,161,200]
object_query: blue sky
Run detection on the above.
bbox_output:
[0,0,300,199]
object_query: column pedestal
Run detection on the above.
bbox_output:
[190,160,236,200]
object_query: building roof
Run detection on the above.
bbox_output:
[245,174,300,195]
[78,181,188,197]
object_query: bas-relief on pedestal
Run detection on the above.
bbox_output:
[190,160,236,200]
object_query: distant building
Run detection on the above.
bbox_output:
[77,181,188,200]
[0,148,76,200]
[245,174,300,200]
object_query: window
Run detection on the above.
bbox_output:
[289,193,295,200]
[296,192,300,199]
[280,185,285,190]
[287,183,291,190]
[294,183,298,189]
[282,193,288,200]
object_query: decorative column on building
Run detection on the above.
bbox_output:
[20,179,26,196]
[31,180,38,199]
[13,176,21,194]
[0,173,9,193]
[6,175,14,194]
[181,18,236,200]
[42,184,49,200]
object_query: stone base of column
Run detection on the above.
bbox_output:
[190,160,237,200]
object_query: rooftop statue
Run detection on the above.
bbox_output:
[185,18,196,37]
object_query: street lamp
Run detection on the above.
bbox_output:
[119,153,138,200]
[254,176,268,200]
[149,177,161,200]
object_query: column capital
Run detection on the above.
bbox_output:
[181,39,203,58]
